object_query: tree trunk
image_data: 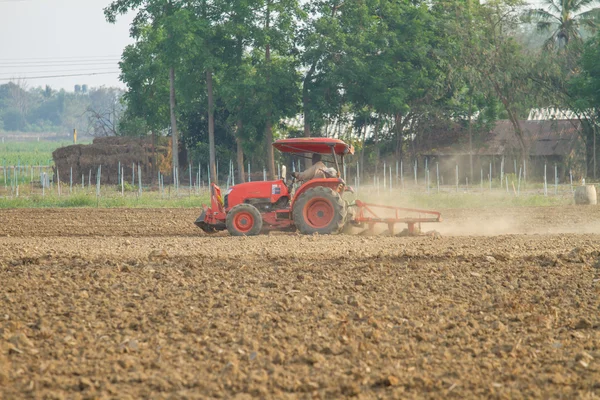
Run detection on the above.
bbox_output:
[265,116,275,180]
[169,67,179,175]
[395,114,402,159]
[207,69,217,184]
[151,130,156,184]
[264,2,276,180]
[374,117,381,169]
[360,121,367,178]
[236,120,246,183]
[302,67,316,170]
[468,89,474,181]
[302,64,316,138]
[594,122,597,180]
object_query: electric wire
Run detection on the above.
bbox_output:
[0,71,120,82]
[0,67,119,76]
[0,61,120,67]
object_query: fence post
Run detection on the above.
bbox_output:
[96,166,101,198]
[500,156,504,187]
[455,164,459,192]
[544,163,548,196]
[518,167,522,196]
[357,162,360,192]
[400,161,404,189]
[554,164,558,195]
[436,162,440,193]
[138,164,142,197]
[413,160,417,186]
[480,168,483,190]
[570,169,573,193]
[57,168,61,197]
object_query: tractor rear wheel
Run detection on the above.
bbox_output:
[226,204,263,236]
[293,186,346,235]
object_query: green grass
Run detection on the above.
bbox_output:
[0,189,210,209]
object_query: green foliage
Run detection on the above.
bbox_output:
[0,83,125,135]
[524,0,600,50]
[101,0,600,180]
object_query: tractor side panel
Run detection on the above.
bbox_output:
[225,180,290,210]
[291,179,345,211]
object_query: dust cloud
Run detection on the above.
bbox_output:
[346,191,600,237]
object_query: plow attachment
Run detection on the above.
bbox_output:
[350,200,442,236]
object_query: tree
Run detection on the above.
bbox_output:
[569,32,600,177]
[527,0,600,49]
[85,88,125,136]
[251,0,303,179]
[117,25,171,137]
[105,0,187,172]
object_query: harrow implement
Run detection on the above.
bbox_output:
[350,200,442,236]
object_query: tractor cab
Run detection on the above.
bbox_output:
[195,138,354,236]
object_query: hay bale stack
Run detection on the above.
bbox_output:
[574,185,597,205]
[52,137,169,185]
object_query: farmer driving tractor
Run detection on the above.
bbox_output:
[291,153,337,182]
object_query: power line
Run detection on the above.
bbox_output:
[0,61,120,67]
[0,71,120,82]
[0,67,119,76]
[0,56,121,61]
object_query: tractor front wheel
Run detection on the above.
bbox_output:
[293,186,346,235]
[226,204,263,236]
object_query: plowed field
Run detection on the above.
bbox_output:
[1,207,599,399]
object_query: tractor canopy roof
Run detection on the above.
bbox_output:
[273,138,354,155]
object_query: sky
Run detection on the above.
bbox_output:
[0,0,133,91]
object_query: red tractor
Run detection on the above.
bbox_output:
[195,138,441,236]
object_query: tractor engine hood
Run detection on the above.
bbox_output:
[225,180,289,210]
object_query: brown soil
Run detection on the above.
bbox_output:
[1,207,599,399]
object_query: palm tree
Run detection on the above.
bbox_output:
[528,0,600,49]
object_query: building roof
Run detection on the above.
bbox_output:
[424,119,582,157]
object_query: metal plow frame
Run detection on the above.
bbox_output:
[352,200,442,236]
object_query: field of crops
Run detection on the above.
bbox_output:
[0,139,76,166]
